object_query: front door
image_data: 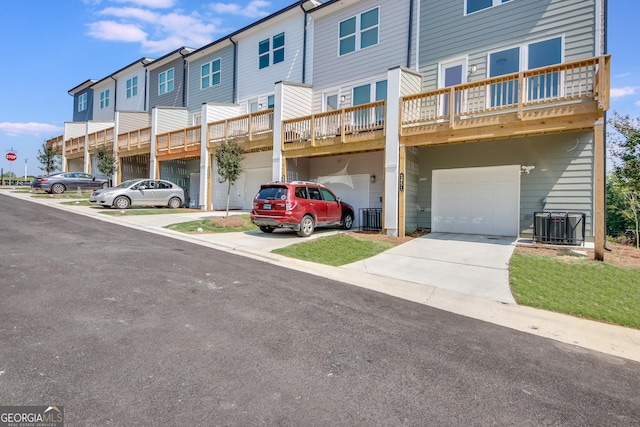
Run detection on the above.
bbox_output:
[440,60,465,117]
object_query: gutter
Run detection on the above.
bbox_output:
[299,2,309,84]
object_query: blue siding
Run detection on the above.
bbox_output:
[73,89,93,122]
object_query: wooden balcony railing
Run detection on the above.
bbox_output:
[88,128,114,151]
[118,127,151,152]
[157,125,201,155]
[401,56,610,137]
[65,136,84,156]
[46,135,63,155]
[207,109,274,148]
[282,101,385,150]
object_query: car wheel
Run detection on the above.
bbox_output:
[114,196,130,209]
[342,212,354,230]
[297,215,315,237]
[260,226,275,233]
[51,183,65,194]
[168,197,182,209]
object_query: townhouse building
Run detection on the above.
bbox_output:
[46,0,609,258]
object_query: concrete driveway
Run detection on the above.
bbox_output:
[343,232,517,303]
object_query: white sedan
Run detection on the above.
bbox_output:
[89,178,185,209]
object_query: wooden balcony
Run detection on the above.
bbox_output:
[87,128,114,153]
[46,135,63,155]
[207,109,274,153]
[65,136,85,158]
[400,56,610,146]
[282,101,386,157]
[118,127,151,156]
[156,125,201,161]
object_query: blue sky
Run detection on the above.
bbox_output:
[0,0,637,177]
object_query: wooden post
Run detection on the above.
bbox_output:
[594,118,605,261]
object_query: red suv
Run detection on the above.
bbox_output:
[250,181,355,237]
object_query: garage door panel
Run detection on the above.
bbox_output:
[432,166,520,236]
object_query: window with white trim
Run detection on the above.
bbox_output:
[126,77,138,98]
[159,68,174,95]
[201,59,221,89]
[99,89,110,109]
[465,0,513,15]
[258,33,285,69]
[339,7,379,56]
[78,93,87,112]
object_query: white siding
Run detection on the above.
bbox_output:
[64,122,87,140]
[92,80,116,121]
[154,107,188,134]
[282,83,313,120]
[117,111,151,134]
[205,103,242,123]
[116,67,147,112]
[237,11,306,101]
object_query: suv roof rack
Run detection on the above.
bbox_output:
[289,180,323,186]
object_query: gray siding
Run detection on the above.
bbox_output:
[414,131,594,238]
[419,0,597,90]
[73,89,93,122]
[312,0,413,91]
[187,45,235,115]
[148,58,187,108]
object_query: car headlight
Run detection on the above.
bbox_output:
[103,191,115,196]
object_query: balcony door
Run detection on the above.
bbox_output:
[439,59,465,117]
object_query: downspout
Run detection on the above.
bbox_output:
[144,68,148,111]
[181,50,189,107]
[111,76,117,111]
[407,0,414,68]
[299,3,309,84]
[603,0,611,251]
[231,37,238,103]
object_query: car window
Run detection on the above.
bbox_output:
[157,181,171,189]
[294,187,308,199]
[308,187,322,200]
[64,173,75,178]
[320,188,337,202]
[256,186,288,200]
[147,180,156,189]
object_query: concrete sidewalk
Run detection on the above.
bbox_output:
[3,188,640,363]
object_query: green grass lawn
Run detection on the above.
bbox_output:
[165,214,258,233]
[510,253,640,329]
[61,200,94,206]
[31,192,91,199]
[272,234,397,266]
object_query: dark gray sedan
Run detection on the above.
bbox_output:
[31,172,109,194]
[89,178,185,209]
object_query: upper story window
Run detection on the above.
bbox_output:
[99,89,110,109]
[465,0,513,15]
[201,59,221,89]
[159,68,174,95]
[78,93,87,112]
[339,7,379,56]
[126,77,138,98]
[259,32,285,69]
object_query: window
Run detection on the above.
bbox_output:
[159,68,174,95]
[489,37,563,106]
[258,33,285,69]
[466,0,512,15]
[99,89,110,109]
[126,77,138,98]
[201,59,221,89]
[352,80,387,126]
[339,7,379,56]
[78,93,87,112]
[267,95,275,109]
[320,188,337,202]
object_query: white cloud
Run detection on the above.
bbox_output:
[610,86,640,98]
[111,0,176,8]
[210,0,272,18]
[99,7,159,22]
[0,123,63,137]
[87,20,148,42]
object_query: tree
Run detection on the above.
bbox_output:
[37,141,60,175]
[214,140,244,217]
[608,112,640,248]
[96,147,117,186]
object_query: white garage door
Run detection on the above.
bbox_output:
[432,165,520,236]
[317,174,370,228]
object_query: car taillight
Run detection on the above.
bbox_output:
[253,202,258,209]
[286,201,296,211]
[38,178,47,182]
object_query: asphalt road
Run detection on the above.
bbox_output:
[1,194,639,426]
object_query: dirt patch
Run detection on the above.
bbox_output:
[209,216,249,227]
[515,242,640,269]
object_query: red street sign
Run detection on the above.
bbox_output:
[5,152,17,162]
